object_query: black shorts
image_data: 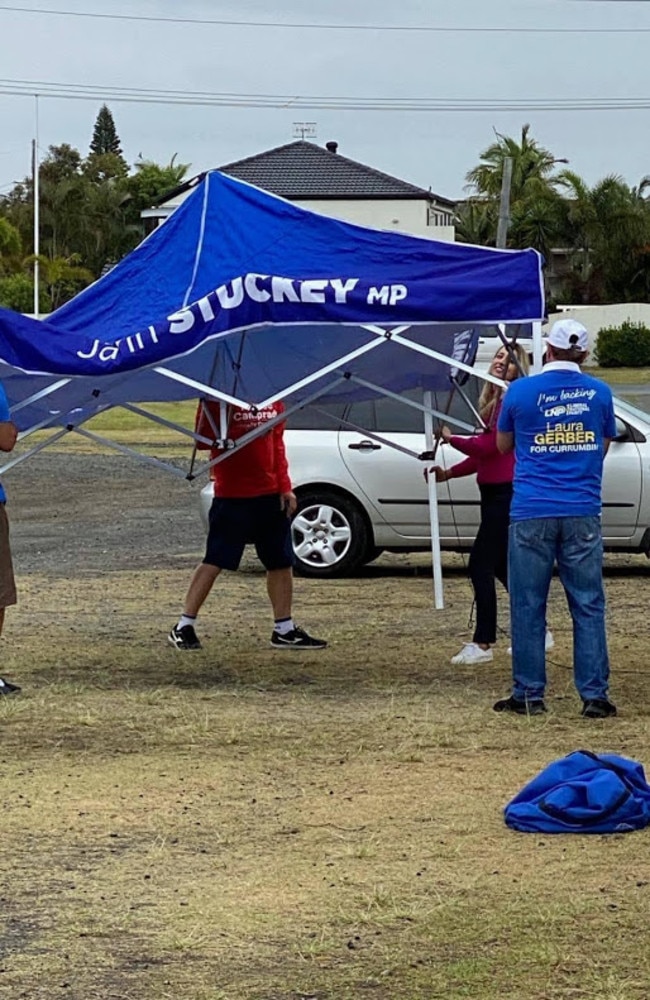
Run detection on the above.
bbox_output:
[203,494,294,571]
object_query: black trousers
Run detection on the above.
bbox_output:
[468,483,512,645]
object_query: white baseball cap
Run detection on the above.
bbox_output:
[546,319,589,351]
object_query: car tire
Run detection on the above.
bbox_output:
[361,546,384,566]
[291,491,369,577]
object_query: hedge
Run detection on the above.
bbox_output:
[595,321,650,368]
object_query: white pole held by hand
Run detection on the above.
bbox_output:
[424,390,444,609]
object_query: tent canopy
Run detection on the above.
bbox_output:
[0,169,544,440]
[0,171,545,608]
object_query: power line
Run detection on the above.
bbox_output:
[0,3,648,32]
[1,78,649,112]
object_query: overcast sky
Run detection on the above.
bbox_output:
[1,0,649,202]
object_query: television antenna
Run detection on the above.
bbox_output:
[293,122,317,140]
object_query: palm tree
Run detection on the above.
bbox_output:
[555,172,650,303]
[454,198,497,246]
[22,253,94,311]
[466,124,563,203]
[463,125,567,257]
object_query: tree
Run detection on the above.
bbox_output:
[126,154,189,209]
[1,144,87,261]
[555,172,650,303]
[0,118,189,306]
[40,143,83,185]
[454,198,497,246]
[122,154,190,237]
[466,124,562,204]
[462,125,567,257]
[0,273,36,312]
[77,180,134,276]
[0,217,22,274]
[22,253,94,311]
[88,105,128,181]
[90,104,123,157]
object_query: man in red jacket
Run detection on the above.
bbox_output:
[168,400,326,651]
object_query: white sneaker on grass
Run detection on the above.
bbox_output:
[507,630,554,655]
[451,642,493,665]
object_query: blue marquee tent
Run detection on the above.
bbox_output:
[0,172,545,604]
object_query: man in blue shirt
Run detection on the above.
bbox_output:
[494,318,616,719]
[0,381,20,695]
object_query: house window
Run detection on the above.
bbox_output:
[428,208,453,227]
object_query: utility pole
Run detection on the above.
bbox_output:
[496,155,513,250]
[32,94,40,318]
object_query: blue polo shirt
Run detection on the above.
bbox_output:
[498,362,616,521]
[0,383,10,503]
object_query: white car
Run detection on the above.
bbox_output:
[200,386,650,577]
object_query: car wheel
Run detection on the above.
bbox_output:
[291,491,369,577]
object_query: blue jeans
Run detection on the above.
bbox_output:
[509,517,610,702]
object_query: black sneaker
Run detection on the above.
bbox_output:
[0,676,21,695]
[581,698,617,719]
[168,624,202,651]
[493,695,547,716]
[270,626,327,650]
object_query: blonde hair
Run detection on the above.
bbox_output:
[479,343,530,425]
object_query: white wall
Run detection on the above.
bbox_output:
[549,304,650,365]
[144,193,456,242]
[296,198,455,241]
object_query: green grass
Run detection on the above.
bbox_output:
[87,399,197,431]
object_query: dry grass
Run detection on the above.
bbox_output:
[1,553,650,999]
[588,366,649,385]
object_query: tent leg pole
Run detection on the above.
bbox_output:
[532,320,544,373]
[424,391,444,609]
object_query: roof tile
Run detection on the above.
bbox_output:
[216,140,451,203]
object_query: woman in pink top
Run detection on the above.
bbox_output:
[431,344,533,665]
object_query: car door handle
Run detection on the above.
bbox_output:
[348,440,382,451]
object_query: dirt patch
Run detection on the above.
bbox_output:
[5,451,203,576]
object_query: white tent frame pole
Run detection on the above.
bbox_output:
[9,378,72,415]
[531,320,544,372]
[219,400,228,440]
[423,389,444,609]
[0,426,71,474]
[254,335,389,410]
[191,377,349,477]
[70,427,189,477]
[154,332,388,414]
[389,332,505,388]
[333,418,421,460]
[196,370,479,475]
[450,377,486,430]
[152,367,246,408]
[18,414,68,438]
[347,375,477,433]
[119,401,205,441]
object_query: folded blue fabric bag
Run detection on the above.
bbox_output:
[504,750,650,834]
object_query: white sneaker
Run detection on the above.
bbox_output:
[451,642,493,665]
[507,630,554,655]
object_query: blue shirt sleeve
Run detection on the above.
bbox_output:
[0,384,10,423]
[497,386,515,433]
[603,391,617,439]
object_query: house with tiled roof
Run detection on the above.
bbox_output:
[142,140,456,241]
